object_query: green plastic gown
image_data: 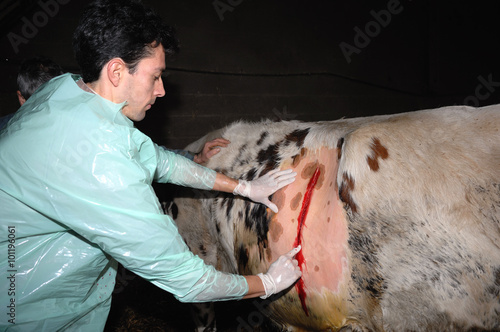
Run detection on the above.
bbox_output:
[0,73,248,331]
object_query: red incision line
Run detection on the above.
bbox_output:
[293,166,320,316]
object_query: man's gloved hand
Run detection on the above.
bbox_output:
[233,169,296,213]
[257,246,302,299]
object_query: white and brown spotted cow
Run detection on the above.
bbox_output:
[166,104,500,331]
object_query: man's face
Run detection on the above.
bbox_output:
[120,45,166,121]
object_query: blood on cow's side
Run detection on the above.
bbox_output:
[293,166,321,317]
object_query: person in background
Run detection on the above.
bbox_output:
[16,55,65,106]
[0,56,64,129]
[0,1,301,331]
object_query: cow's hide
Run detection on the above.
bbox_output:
[167,105,500,331]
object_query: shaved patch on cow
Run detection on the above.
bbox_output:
[267,146,350,327]
[367,137,389,171]
[290,192,302,211]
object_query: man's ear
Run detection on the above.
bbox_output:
[17,90,26,106]
[106,58,127,87]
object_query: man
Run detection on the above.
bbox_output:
[0,0,300,331]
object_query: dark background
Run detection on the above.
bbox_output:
[1,1,499,330]
[1,0,499,150]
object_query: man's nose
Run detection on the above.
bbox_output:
[156,78,165,97]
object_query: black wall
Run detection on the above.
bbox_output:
[1,0,499,149]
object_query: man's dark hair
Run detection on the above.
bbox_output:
[72,0,179,83]
[17,56,64,99]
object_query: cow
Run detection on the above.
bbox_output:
[165,104,500,331]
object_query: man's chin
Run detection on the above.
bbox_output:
[124,112,147,122]
[135,113,147,122]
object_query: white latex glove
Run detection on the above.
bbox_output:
[257,246,302,299]
[233,169,296,213]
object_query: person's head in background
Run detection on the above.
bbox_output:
[17,56,64,106]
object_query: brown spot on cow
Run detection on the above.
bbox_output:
[367,137,389,171]
[339,172,358,213]
[300,159,326,189]
[290,192,303,211]
[273,189,286,212]
[314,265,320,272]
[315,164,326,189]
[269,220,283,242]
[302,161,319,179]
